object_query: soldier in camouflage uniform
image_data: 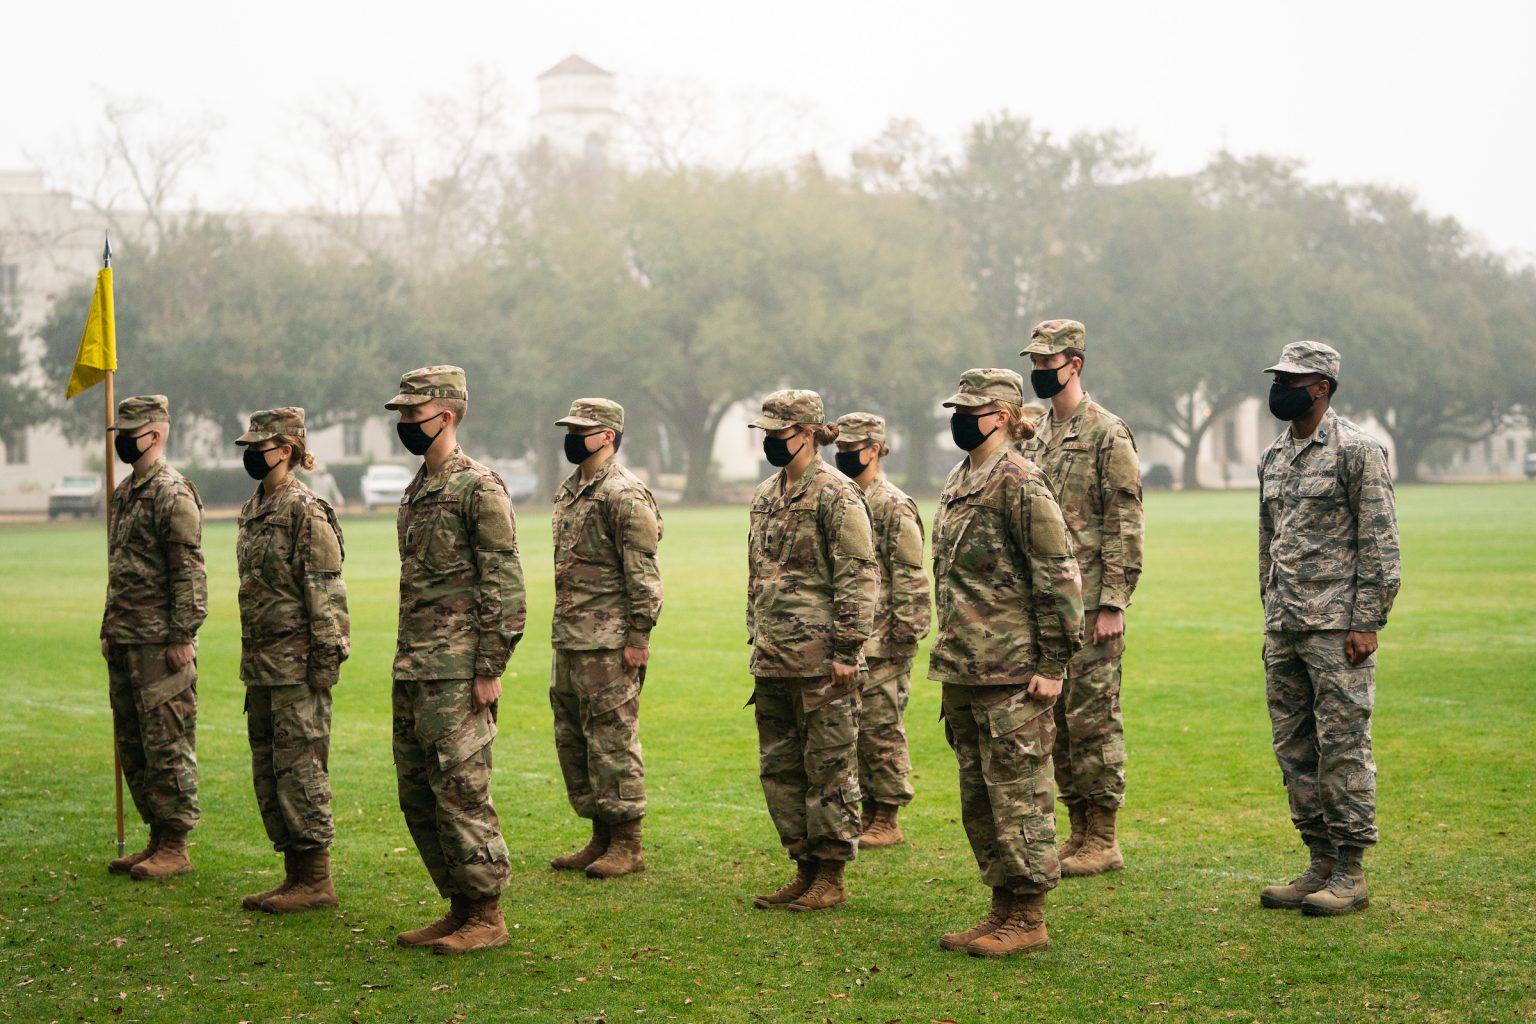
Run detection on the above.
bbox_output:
[386,366,526,954]
[930,369,1084,958]
[747,390,879,913]
[233,408,351,913]
[100,395,207,881]
[548,398,664,880]
[1020,319,1144,876]
[830,412,930,848]
[1256,341,1400,917]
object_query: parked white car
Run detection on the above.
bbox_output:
[360,463,412,512]
[48,473,106,518]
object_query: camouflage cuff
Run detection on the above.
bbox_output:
[625,630,652,650]
[1349,618,1384,633]
[165,632,195,646]
[1036,657,1067,679]
[1098,590,1131,611]
[833,640,865,665]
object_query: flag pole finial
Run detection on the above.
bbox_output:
[102,232,113,269]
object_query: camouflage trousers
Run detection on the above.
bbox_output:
[1054,609,1127,811]
[106,643,200,830]
[941,683,1059,894]
[1264,630,1378,848]
[857,657,915,807]
[550,649,646,824]
[246,684,334,852]
[752,676,861,863]
[392,678,510,901]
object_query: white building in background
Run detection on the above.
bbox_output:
[531,55,620,167]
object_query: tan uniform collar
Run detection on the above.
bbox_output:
[774,453,826,504]
[560,456,618,500]
[951,446,1008,499]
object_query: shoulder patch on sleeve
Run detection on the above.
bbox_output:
[834,492,875,561]
[892,503,925,566]
[472,483,518,550]
[164,482,203,547]
[620,493,661,554]
[304,505,344,573]
[1028,485,1071,557]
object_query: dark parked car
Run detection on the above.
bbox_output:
[48,473,105,518]
[1141,462,1175,490]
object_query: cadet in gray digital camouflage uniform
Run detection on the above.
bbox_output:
[101,395,207,881]
[830,412,930,848]
[548,398,664,880]
[234,407,350,914]
[1256,341,1400,917]
[387,366,526,954]
[747,390,879,913]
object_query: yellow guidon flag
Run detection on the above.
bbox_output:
[66,267,117,398]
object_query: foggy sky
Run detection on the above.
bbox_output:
[6,0,1533,261]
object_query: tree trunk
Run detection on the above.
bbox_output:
[677,416,718,504]
[898,405,935,493]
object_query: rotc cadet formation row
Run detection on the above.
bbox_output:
[100,320,1400,958]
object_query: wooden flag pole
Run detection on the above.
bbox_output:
[102,234,125,860]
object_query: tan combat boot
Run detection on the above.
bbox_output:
[396,896,470,947]
[551,818,611,872]
[108,825,160,876]
[260,850,339,913]
[431,897,509,955]
[1259,842,1336,909]
[1056,802,1088,861]
[1302,845,1369,916]
[130,827,193,880]
[1061,805,1124,876]
[966,891,1049,957]
[859,804,905,848]
[242,849,300,910]
[938,887,1012,951]
[753,859,818,909]
[787,860,847,912]
[585,818,645,879]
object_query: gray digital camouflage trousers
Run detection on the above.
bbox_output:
[752,676,861,863]
[1054,609,1127,810]
[1264,629,1378,848]
[856,656,914,807]
[942,682,1059,895]
[550,649,646,824]
[392,678,511,901]
[107,643,200,830]
[246,684,334,852]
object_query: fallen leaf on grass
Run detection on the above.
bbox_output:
[361,983,389,990]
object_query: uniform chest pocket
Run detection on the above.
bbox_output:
[554,503,606,562]
[408,497,466,571]
[951,498,1007,574]
[780,506,822,569]
[1293,474,1339,500]
[237,521,286,580]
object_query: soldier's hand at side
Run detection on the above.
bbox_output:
[831,661,860,685]
[471,676,502,711]
[1028,674,1063,700]
[623,646,650,671]
[1093,608,1126,644]
[1345,631,1378,666]
[165,643,196,671]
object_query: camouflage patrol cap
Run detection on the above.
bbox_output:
[750,389,825,430]
[111,395,170,431]
[235,407,306,446]
[942,368,1025,409]
[833,412,886,448]
[555,397,625,433]
[1264,340,1341,379]
[385,365,468,410]
[1020,318,1087,357]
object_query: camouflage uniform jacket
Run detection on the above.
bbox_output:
[1259,409,1400,633]
[1020,394,1144,610]
[928,447,1084,685]
[236,476,351,687]
[860,474,931,659]
[747,454,878,676]
[551,458,664,651]
[101,459,207,645]
[395,445,526,680]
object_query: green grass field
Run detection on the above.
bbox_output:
[1,484,1533,1023]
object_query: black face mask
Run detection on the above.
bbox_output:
[950,412,999,452]
[763,433,804,468]
[114,430,151,465]
[243,447,281,480]
[564,432,602,465]
[1268,381,1317,422]
[1030,364,1070,400]
[397,411,446,456]
[835,448,872,479]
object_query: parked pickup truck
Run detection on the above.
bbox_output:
[48,473,105,519]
